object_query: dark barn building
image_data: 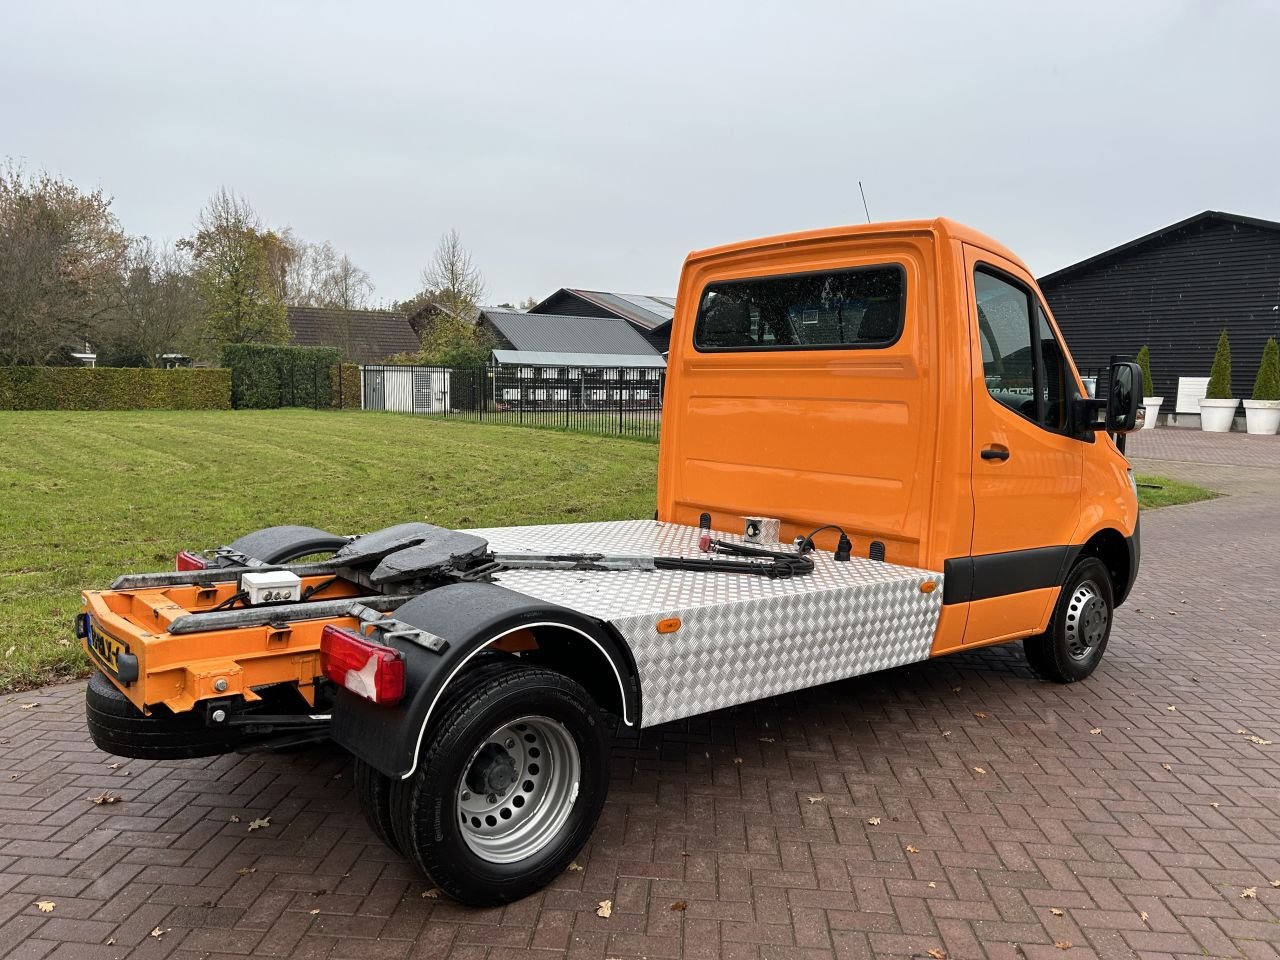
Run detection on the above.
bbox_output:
[1039,211,1280,402]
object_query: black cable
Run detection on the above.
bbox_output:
[211,590,249,612]
[796,524,854,561]
[301,576,340,601]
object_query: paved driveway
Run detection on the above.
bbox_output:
[2,429,1279,960]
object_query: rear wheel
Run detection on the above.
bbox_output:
[85,670,243,759]
[1024,556,1114,683]
[390,664,609,906]
[353,758,401,854]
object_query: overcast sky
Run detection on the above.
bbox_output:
[4,1,1278,305]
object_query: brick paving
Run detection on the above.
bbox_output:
[3,429,1280,960]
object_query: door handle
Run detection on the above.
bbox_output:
[980,446,1010,461]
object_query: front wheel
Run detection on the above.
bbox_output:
[390,664,609,906]
[1024,556,1114,683]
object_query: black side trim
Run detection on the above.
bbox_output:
[943,545,1079,604]
[1119,516,1140,606]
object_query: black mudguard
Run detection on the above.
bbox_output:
[329,581,639,779]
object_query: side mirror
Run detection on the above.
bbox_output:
[1106,361,1145,433]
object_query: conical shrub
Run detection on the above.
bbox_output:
[1136,345,1154,397]
[1253,337,1280,402]
[1205,330,1233,400]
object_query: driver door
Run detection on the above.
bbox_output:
[962,245,1084,644]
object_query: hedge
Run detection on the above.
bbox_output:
[221,344,343,409]
[0,367,231,410]
[331,363,362,409]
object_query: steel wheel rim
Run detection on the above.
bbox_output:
[456,715,581,863]
[1064,581,1108,660]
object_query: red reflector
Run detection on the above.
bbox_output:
[176,550,207,571]
[321,625,405,704]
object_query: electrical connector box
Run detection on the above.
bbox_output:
[742,516,780,545]
[240,570,303,605]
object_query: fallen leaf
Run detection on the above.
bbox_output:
[236,867,256,876]
[3,645,12,657]
[941,730,952,737]
[248,817,271,831]
[150,927,169,940]
[88,791,121,805]
[229,815,241,823]
[1054,941,1072,950]
[974,712,988,719]
[973,767,987,774]
[596,899,613,918]
[1237,728,1248,735]
[928,949,948,960]
[35,900,55,913]
[1271,880,1280,888]
[19,702,39,710]
[1241,886,1257,899]
[1166,705,1177,712]
[758,737,775,743]
[421,888,440,899]
[108,762,120,769]
[1089,728,1102,735]
[568,861,584,872]
[309,908,320,915]
[952,686,962,692]
[927,881,937,888]
[106,938,116,945]
[670,900,688,911]
[1161,763,1172,771]
[906,844,920,854]
[1139,911,1149,923]
[1049,908,1064,917]
[732,757,743,765]
[1210,802,1220,809]
[1246,735,1273,746]
[806,796,824,804]
[867,817,881,826]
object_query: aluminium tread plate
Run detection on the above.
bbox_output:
[470,520,944,726]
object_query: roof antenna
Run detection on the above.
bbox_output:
[858,182,872,223]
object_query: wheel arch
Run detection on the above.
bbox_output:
[1076,525,1137,606]
[328,582,639,780]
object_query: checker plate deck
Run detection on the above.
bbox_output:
[471,520,944,726]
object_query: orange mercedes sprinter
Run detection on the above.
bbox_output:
[80,218,1142,905]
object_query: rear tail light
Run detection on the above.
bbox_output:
[176,550,207,571]
[321,625,405,705]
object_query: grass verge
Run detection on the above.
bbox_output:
[0,410,658,693]
[1135,474,1219,510]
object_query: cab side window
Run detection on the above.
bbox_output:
[975,270,1035,420]
[975,267,1075,434]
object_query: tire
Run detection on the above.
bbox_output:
[390,663,610,906]
[1024,556,1114,683]
[85,670,243,760]
[215,525,348,566]
[353,758,401,854]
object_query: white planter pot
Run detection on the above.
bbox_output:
[1243,399,1280,435]
[1142,396,1163,429]
[1198,397,1239,432]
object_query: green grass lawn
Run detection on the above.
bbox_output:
[0,411,1219,694]
[1135,474,1219,510]
[0,410,658,693]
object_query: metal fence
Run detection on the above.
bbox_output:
[360,363,666,440]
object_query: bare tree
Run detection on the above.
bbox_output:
[0,162,128,364]
[284,240,374,309]
[419,228,485,318]
[97,238,202,366]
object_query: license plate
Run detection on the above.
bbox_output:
[88,622,129,676]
